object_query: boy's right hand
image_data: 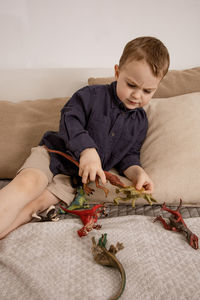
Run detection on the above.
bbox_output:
[79,148,107,185]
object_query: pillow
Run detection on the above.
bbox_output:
[88,67,200,98]
[0,97,69,178]
[141,92,200,206]
[87,92,200,206]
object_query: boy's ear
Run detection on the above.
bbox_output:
[114,64,119,80]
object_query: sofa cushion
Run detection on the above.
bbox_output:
[87,92,200,206]
[0,97,68,178]
[88,67,200,98]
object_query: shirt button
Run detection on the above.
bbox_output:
[111,132,115,137]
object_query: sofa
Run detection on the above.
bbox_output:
[0,67,200,300]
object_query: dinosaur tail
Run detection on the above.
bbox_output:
[59,204,103,216]
[110,261,126,300]
[59,205,83,216]
[104,249,126,300]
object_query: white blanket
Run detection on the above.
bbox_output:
[0,215,200,300]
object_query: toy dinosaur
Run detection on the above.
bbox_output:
[64,186,89,210]
[59,204,107,237]
[154,199,199,250]
[91,233,126,300]
[44,146,126,197]
[32,205,59,222]
[114,186,157,207]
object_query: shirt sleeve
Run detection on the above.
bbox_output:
[58,87,98,160]
[116,116,148,175]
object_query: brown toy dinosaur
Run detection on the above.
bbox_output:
[44,146,126,197]
[91,233,126,300]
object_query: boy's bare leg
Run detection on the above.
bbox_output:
[0,189,59,239]
[0,168,49,234]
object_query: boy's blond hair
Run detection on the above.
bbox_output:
[119,36,170,78]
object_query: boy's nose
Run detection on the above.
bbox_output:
[131,89,141,100]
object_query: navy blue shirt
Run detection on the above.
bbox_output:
[40,81,148,176]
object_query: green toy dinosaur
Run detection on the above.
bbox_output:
[91,234,126,300]
[60,186,89,212]
[114,185,157,207]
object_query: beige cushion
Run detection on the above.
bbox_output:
[141,92,200,206]
[0,97,69,178]
[88,76,115,86]
[88,92,200,206]
[88,67,200,98]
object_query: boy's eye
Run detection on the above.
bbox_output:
[144,89,152,94]
[127,82,136,88]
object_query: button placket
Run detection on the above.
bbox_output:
[109,110,124,139]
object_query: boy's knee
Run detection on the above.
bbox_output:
[15,168,49,193]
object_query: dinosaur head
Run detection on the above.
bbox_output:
[189,233,199,250]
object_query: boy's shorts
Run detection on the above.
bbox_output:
[18,146,76,205]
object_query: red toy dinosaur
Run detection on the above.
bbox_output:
[59,204,107,237]
[154,199,199,250]
[44,146,126,196]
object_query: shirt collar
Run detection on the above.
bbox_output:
[111,81,125,110]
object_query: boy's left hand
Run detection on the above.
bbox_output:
[124,165,154,194]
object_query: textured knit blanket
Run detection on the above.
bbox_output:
[0,215,200,300]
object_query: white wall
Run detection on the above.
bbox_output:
[0,0,200,70]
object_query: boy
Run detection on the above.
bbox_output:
[0,36,170,238]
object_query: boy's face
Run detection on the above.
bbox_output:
[115,59,161,110]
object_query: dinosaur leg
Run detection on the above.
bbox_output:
[77,226,88,237]
[154,215,172,230]
[95,177,109,197]
[93,224,102,230]
[78,219,96,237]
[83,183,94,195]
[177,199,183,211]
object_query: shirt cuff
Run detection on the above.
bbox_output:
[68,133,98,160]
[116,154,141,175]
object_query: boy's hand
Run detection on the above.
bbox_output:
[124,165,154,194]
[79,148,107,185]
